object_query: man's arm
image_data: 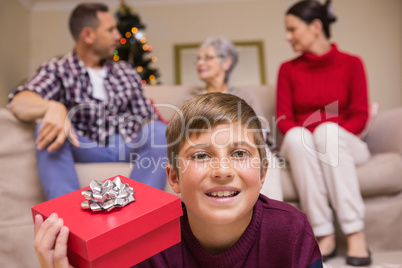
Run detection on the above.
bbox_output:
[8,90,51,122]
[8,91,79,151]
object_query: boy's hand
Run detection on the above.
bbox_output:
[34,213,73,268]
[36,101,79,152]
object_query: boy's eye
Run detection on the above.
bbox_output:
[191,152,209,160]
[232,150,249,159]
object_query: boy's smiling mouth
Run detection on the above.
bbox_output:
[205,186,241,199]
[206,191,239,198]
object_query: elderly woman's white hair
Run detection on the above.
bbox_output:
[199,37,238,83]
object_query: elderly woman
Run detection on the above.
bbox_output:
[191,37,264,119]
[191,37,282,201]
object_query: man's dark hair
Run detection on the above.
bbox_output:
[69,3,109,41]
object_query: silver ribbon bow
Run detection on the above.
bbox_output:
[81,177,135,212]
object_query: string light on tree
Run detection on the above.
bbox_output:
[114,0,160,85]
[149,75,157,85]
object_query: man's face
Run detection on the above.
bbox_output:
[91,11,121,59]
[167,122,266,229]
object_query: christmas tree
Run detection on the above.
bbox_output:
[114,0,160,85]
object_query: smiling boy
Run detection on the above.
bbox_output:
[34,93,322,267]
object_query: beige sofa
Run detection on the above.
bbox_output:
[1,85,401,267]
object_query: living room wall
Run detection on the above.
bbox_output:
[0,0,29,108]
[2,0,401,112]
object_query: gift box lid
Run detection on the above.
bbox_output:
[32,175,182,262]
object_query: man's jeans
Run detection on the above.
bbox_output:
[35,121,168,200]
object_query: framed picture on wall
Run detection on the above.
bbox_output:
[174,40,267,86]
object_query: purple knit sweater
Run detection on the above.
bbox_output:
[135,194,322,268]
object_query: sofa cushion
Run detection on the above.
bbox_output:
[75,162,132,188]
[143,85,196,122]
[281,167,298,202]
[357,153,402,197]
[282,153,402,202]
[363,192,402,251]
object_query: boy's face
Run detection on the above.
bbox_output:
[167,122,267,227]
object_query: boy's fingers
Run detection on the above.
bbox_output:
[34,213,57,246]
[33,213,71,268]
[34,214,44,237]
[35,214,64,252]
[53,226,71,268]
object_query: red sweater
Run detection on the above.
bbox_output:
[276,44,369,135]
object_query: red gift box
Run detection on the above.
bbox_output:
[32,175,182,268]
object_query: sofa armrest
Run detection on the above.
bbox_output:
[0,108,45,214]
[365,108,402,155]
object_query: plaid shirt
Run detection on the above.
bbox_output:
[8,51,157,145]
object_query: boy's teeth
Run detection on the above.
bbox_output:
[208,191,237,197]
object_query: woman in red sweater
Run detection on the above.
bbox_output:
[276,0,371,266]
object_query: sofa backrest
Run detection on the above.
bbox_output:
[143,85,277,125]
[365,107,402,155]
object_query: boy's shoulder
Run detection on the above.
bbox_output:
[257,194,322,267]
[258,193,303,214]
[257,194,311,229]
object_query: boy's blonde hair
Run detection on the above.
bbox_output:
[166,92,267,174]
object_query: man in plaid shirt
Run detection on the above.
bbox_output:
[8,3,167,200]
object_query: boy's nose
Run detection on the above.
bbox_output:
[210,158,235,180]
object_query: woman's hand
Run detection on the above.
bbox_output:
[34,213,73,268]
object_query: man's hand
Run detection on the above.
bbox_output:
[36,101,79,152]
[9,91,79,152]
[34,213,73,268]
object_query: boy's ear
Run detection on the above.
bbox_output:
[259,159,269,189]
[166,163,181,194]
[80,26,95,44]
